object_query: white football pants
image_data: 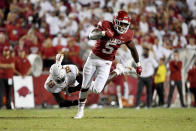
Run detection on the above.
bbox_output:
[81,52,112,93]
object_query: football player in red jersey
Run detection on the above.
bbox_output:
[74,11,142,119]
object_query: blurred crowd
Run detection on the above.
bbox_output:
[0,0,195,66]
[0,0,196,109]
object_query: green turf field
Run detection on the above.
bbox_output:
[0,108,195,131]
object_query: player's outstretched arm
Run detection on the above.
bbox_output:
[126,41,142,75]
[126,41,139,63]
[56,54,64,65]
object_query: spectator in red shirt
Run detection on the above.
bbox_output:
[41,38,56,70]
[6,18,23,45]
[20,29,40,54]
[14,38,27,56]
[0,46,15,109]
[0,33,9,56]
[167,50,186,108]
[187,60,196,107]
[62,38,83,70]
[14,48,31,77]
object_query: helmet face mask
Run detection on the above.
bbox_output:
[54,76,65,84]
[114,19,130,34]
[113,11,130,34]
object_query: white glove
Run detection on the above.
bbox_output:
[56,54,64,65]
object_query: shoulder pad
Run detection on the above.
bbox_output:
[98,20,112,30]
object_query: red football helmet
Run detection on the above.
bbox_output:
[113,11,131,34]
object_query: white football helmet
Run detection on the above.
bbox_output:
[113,11,131,34]
[50,64,66,84]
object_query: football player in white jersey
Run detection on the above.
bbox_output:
[44,54,137,108]
[44,54,82,107]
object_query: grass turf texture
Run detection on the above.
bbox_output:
[0,108,195,131]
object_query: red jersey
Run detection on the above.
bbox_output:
[92,20,134,61]
[0,41,9,56]
[6,24,23,41]
[15,57,31,76]
[28,43,40,54]
[188,66,196,88]
[169,60,182,81]
[41,46,56,58]
[14,45,28,56]
[0,56,14,78]
[66,45,83,69]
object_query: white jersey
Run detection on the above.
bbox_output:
[44,64,79,93]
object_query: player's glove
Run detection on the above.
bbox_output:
[136,62,142,75]
[56,54,64,65]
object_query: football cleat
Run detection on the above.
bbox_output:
[74,111,84,119]
[123,67,136,75]
[74,102,85,119]
[114,63,125,75]
[123,67,138,78]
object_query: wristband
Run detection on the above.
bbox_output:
[136,62,141,67]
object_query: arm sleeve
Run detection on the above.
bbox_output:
[88,28,105,40]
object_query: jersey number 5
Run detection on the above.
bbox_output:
[102,42,115,54]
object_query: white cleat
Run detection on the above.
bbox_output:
[74,111,84,119]
[114,63,125,75]
[123,67,138,78]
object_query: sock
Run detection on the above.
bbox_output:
[79,90,88,102]
[123,81,129,100]
[77,90,88,113]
